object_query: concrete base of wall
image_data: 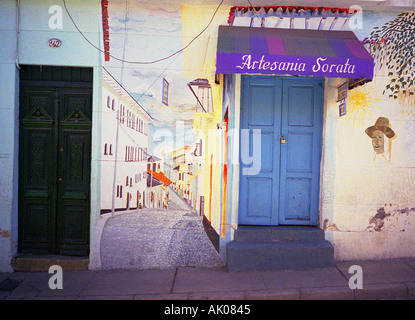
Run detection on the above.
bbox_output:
[11,254,89,272]
[329,229,415,261]
[226,226,334,271]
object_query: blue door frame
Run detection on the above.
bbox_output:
[239,76,324,226]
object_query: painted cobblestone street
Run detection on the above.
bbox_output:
[100,189,224,270]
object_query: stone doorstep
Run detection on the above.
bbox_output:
[11,254,89,272]
[234,226,326,243]
[227,240,335,271]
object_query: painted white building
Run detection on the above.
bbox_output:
[100,68,153,213]
[182,141,204,213]
[165,142,204,213]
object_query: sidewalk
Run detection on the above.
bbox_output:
[1,258,415,300]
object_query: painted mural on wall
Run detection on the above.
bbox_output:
[324,10,415,244]
[368,12,415,95]
[99,2,224,214]
[367,12,415,115]
[106,4,198,152]
[100,2,415,259]
[344,84,378,128]
[365,116,396,162]
[358,12,415,163]
[340,11,415,165]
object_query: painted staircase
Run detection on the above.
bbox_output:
[226,226,334,271]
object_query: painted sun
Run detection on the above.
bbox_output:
[345,85,378,128]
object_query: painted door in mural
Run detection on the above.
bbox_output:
[19,66,92,256]
[239,76,323,226]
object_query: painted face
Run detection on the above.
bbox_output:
[371,130,384,154]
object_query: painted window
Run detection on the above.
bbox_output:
[162,78,169,105]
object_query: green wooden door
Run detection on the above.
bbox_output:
[19,66,92,256]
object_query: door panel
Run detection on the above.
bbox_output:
[19,89,56,253]
[257,131,274,173]
[57,129,91,255]
[279,79,323,225]
[22,128,54,247]
[58,88,92,255]
[239,77,281,225]
[286,132,313,173]
[22,204,49,243]
[287,86,314,127]
[59,88,93,121]
[284,178,312,221]
[249,85,275,126]
[239,76,323,226]
[247,178,273,221]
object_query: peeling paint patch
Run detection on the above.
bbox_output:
[367,206,415,232]
[323,219,339,231]
[368,207,391,231]
[0,228,11,238]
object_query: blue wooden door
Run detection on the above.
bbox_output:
[239,76,323,226]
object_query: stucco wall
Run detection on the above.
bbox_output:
[322,9,415,259]
[322,74,415,260]
[0,0,102,272]
[0,0,20,273]
[105,3,415,262]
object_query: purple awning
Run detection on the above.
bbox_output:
[216,26,374,79]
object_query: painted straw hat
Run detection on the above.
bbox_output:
[365,117,396,139]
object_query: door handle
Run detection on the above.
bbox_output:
[280,136,286,144]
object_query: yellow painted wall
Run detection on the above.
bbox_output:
[182,5,228,234]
